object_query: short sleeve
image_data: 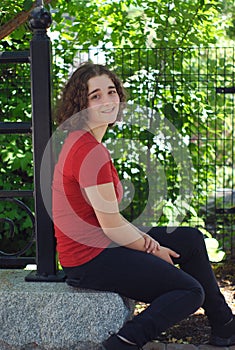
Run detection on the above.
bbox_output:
[72,142,113,188]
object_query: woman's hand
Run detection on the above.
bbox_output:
[143,234,180,264]
[153,246,180,265]
[143,234,161,254]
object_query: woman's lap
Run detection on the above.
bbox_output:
[147,226,206,265]
[64,226,203,303]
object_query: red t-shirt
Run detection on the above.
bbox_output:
[52,130,123,267]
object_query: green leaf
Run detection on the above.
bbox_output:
[23,0,33,11]
[205,238,226,263]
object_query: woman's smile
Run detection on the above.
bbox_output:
[86,74,120,133]
[101,106,116,113]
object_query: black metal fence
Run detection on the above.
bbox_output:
[0,36,234,267]
[0,4,64,280]
[54,47,235,257]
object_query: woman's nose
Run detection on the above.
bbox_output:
[102,95,112,105]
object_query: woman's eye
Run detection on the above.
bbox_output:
[90,94,99,100]
[109,90,117,94]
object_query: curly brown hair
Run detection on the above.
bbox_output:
[55,62,126,130]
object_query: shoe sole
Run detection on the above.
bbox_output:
[210,334,235,347]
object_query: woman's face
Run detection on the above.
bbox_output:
[86,74,120,128]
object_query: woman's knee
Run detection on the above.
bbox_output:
[191,280,205,307]
[180,227,205,247]
[191,228,208,251]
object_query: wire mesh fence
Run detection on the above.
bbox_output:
[54,46,235,257]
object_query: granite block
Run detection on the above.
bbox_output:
[0,270,134,350]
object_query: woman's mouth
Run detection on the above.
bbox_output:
[101,106,116,114]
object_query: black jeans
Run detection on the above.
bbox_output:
[63,227,232,347]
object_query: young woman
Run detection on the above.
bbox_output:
[52,62,235,350]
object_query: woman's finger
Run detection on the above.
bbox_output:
[143,234,161,254]
[143,235,151,250]
[169,249,180,258]
[146,239,156,253]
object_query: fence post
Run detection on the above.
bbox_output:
[25,1,64,281]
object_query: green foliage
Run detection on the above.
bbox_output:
[220,0,235,40]
[0,61,32,193]
[204,233,226,263]
[0,198,35,256]
[23,0,34,11]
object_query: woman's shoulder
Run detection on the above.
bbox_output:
[62,131,111,164]
[64,130,98,152]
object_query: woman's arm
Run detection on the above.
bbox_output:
[84,182,157,252]
[84,182,179,263]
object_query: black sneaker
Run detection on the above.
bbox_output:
[209,316,235,347]
[100,333,142,350]
[209,334,235,347]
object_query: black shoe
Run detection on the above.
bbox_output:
[209,316,235,347]
[209,334,235,347]
[100,333,142,350]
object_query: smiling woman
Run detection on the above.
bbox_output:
[55,62,126,130]
[52,62,235,350]
[85,75,120,142]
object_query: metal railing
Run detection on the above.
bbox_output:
[0,1,64,281]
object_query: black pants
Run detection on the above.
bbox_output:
[63,227,232,347]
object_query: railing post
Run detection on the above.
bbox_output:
[25,1,64,281]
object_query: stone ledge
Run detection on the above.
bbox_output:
[0,340,234,350]
[0,269,134,350]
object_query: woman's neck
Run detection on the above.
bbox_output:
[83,124,107,143]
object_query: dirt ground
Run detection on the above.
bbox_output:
[135,261,235,345]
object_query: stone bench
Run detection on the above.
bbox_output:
[0,269,135,350]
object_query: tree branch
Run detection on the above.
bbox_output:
[0,0,52,41]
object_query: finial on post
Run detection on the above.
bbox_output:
[29,0,52,39]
